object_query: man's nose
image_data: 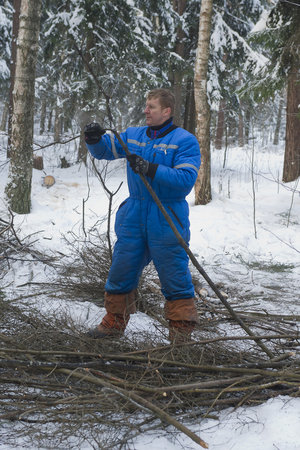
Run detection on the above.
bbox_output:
[144,106,150,113]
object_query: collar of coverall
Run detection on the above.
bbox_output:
[146,117,177,139]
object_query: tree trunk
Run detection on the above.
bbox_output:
[54,101,62,142]
[39,98,46,135]
[77,132,88,165]
[0,100,9,132]
[244,107,251,145]
[183,77,196,133]
[171,0,187,126]
[7,0,21,158]
[282,66,300,182]
[194,0,213,205]
[214,99,226,149]
[238,72,244,147]
[5,0,42,214]
[77,30,95,164]
[273,90,285,146]
[238,109,244,147]
[48,108,53,132]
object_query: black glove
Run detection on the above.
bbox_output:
[84,122,106,144]
[127,154,158,179]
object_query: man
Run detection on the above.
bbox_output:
[84,88,201,341]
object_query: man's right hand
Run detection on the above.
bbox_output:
[84,122,106,144]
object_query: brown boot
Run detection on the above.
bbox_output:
[165,298,199,343]
[168,320,196,343]
[86,291,136,339]
[86,312,128,338]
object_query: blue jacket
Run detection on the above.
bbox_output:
[87,126,200,201]
[86,125,201,299]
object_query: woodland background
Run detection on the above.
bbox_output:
[0,0,300,214]
[0,1,300,449]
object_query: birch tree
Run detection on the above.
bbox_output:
[0,2,13,133]
[7,0,21,157]
[194,0,213,205]
[5,0,42,214]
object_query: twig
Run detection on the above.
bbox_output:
[91,157,123,260]
[33,134,80,152]
[261,226,300,254]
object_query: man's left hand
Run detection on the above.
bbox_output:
[127,154,149,174]
[127,154,158,179]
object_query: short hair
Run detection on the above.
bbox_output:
[147,88,175,116]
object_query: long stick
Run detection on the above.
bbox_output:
[58,368,209,449]
[107,128,274,359]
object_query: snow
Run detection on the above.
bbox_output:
[135,396,300,450]
[250,9,270,33]
[0,130,300,449]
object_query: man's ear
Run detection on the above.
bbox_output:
[163,106,172,118]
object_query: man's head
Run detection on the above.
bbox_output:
[144,88,175,127]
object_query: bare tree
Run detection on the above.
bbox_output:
[194,0,213,205]
[5,0,42,214]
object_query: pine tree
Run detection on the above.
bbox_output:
[245,1,300,182]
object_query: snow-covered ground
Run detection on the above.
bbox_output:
[0,131,299,449]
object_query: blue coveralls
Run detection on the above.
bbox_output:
[86,123,201,301]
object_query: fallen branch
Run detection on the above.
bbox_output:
[57,367,209,449]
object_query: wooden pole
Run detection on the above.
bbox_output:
[108,128,274,359]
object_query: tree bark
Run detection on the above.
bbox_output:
[7,0,21,158]
[282,65,300,182]
[54,101,62,142]
[5,0,42,214]
[39,98,46,135]
[194,0,213,205]
[183,77,196,133]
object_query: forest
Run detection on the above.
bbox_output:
[0,1,300,449]
[0,0,299,214]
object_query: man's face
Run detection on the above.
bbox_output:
[144,97,171,127]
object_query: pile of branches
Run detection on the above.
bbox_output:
[0,211,56,283]
[1,226,300,448]
[0,291,300,449]
[0,212,24,277]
